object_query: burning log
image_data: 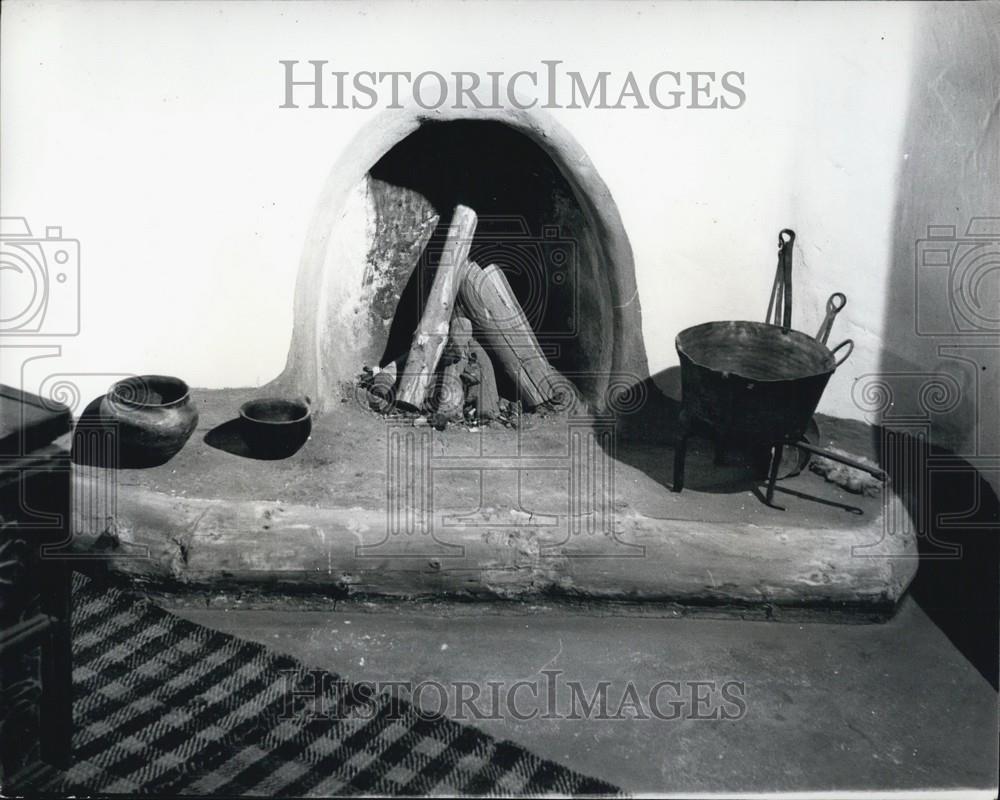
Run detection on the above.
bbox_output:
[396,205,478,410]
[464,339,500,421]
[458,262,567,409]
[434,316,472,421]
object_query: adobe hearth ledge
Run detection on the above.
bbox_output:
[82,482,917,610]
[71,390,918,612]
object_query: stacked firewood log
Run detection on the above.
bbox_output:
[359,204,573,427]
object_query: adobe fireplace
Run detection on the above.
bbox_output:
[265,112,648,413]
[71,108,918,613]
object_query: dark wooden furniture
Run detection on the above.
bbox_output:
[0,385,73,789]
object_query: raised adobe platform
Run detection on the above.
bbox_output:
[70,388,918,613]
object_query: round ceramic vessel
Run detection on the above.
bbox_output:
[100,375,199,467]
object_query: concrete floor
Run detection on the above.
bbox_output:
[172,593,999,796]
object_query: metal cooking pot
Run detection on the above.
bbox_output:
[670,228,860,505]
[675,320,853,445]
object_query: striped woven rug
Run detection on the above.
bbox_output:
[37,574,619,796]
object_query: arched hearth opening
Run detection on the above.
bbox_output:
[370,119,617,403]
[269,107,648,413]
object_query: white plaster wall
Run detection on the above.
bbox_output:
[2,2,995,445]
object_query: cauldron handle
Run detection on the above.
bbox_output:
[816,292,847,345]
[766,229,796,332]
[831,338,854,367]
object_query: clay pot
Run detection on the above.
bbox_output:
[239,398,311,459]
[100,375,198,467]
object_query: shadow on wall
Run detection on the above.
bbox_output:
[872,3,1000,689]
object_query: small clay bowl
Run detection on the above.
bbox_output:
[239,398,311,459]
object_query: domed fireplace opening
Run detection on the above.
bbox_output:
[369,119,613,405]
[269,110,648,414]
